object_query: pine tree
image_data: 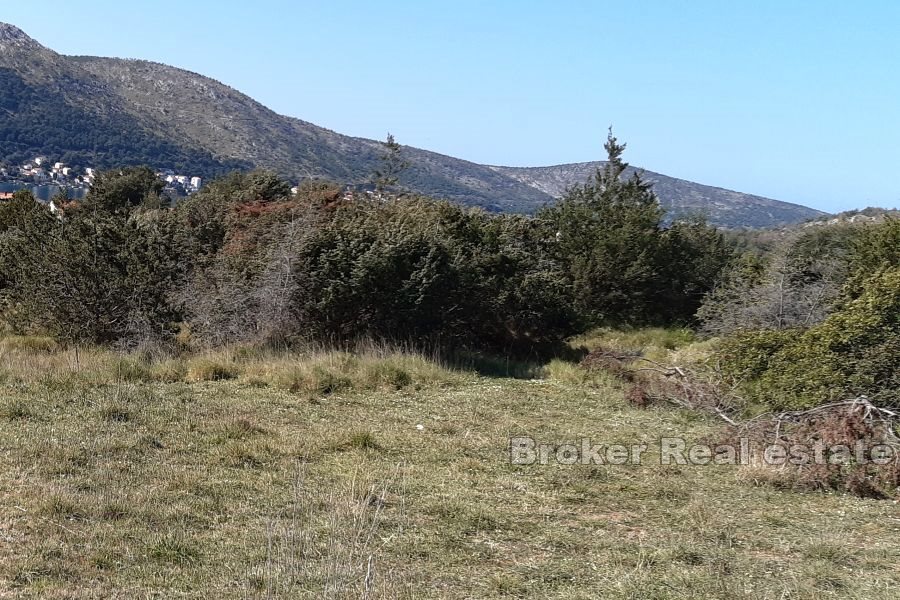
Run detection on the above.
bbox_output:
[372,133,410,192]
[540,129,665,325]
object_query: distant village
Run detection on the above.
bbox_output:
[0,156,203,200]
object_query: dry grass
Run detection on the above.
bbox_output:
[0,337,898,597]
[542,358,622,388]
[572,327,696,362]
[249,463,412,598]
[0,340,466,393]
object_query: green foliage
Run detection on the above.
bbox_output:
[173,174,578,352]
[656,217,734,323]
[83,166,164,212]
[0,68,249,177]
[0,173,182,344]
[541,130,731,326]
[175,170,315,261]
[372,133,409,191]
[0,137,735,354]
[540,131,662,325]
[699,224,860,335]
[288,197,576,353]
[717,329,796,382]
[842,216,900,300]
[718,267,900,410]
[0,189,54,232]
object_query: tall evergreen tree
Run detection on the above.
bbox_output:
[540,130,664,325]
[372,133,410,192]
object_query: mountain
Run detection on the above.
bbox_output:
[68,55,553,213]
[0,24,250,177]
[0,23,825,226]
[490,163,824,227]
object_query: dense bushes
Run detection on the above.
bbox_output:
[699,224,858,335]
[541,132,732,327]
[0,137,732,355]
[176,179,577,353]
[715,220,900,410]
[720,267,900,410]
[0,169,181,345]
[289,200,578,351]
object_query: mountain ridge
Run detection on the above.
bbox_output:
[0,23,826,226]
[489,162,823,227]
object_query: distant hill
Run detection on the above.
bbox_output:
[0,22,826,226]
[490,163,824,227]
[800,206,900,228]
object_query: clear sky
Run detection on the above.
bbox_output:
[3,1,898,212]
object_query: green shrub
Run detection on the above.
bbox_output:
[719,267,900,410]
[0,175,181,346]
[288,198,577,353]
[716,329,796,382]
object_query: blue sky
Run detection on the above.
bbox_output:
[4,1,898,212]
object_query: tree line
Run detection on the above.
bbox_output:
[0,133,731,355]
[2,130,897,411]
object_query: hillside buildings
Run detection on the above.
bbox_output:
[1,157,204,196]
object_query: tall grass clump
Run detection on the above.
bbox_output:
[185,354,240,382]
[245,346,464,398]
[0,335,466,395]
[0,335,58,353]
[543,358,620,389]
[573,327,695,357]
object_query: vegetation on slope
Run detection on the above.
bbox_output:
[0,67,250,177]
[491,162,825,227]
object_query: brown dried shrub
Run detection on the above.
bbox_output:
[625,384,650,408]
[722,404,900,499]
[579,347,639,382]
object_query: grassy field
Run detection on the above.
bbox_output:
[0,338,899,598]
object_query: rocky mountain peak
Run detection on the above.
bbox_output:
[0,23,30,40]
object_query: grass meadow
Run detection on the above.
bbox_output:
[0,334,898,598]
